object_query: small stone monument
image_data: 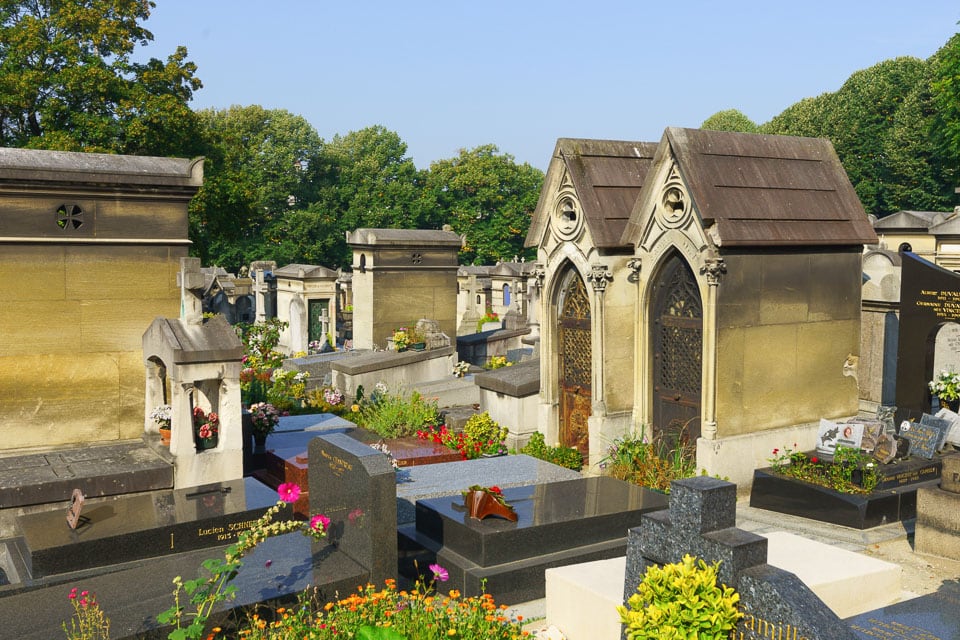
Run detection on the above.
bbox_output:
[915,452,960,561]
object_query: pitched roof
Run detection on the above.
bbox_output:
[874,210,951,231]
[624,128,877,247]
[273,263,338,279]
[526,138,657,249]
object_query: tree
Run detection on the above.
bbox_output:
[422,145,543,264]
[701,109,758,133]
[930,30,960,192]
[0,0,202,156]
[190,106,324,268]
[312,126,427,267]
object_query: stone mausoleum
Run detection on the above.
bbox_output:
[526,129,877,485]
[0,148,202,451]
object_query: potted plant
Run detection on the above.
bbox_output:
[392,327,410,352]
[193,406,220,450]
[408,325,426,351]
[461,485,517,522]
[150,404,173,446]
[249,401,281,453]
[929,369,960,412]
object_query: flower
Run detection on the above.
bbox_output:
[811,456,819,464]
[310,513,330,533]
[192,406,220,440]
[429,563,449,582]
[249,402,281,437]
[149,405,172,428]
[462,485,515,512]
[277,483,301,503]
[929,369,960,403]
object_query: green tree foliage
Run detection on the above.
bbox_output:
[421,145,543,264]
[190,106,324,267]
[761,55,955,216]
[700,109,758,133]
[930,31,960,187]
[0,0,202,156]
[311,126,428,267]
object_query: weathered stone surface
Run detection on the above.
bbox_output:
[915,485,960,561]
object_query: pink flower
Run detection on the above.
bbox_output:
[68,587,77,600]
[198,424,212,439]
[429,563,449,582]
[277,483,301,503]
[310,514,330,533]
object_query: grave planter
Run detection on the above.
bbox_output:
[158,427,171,447]
[463,489,518,522]
[410,342,426,351]
[749,467,937,529]
[196,436,218,451]
[253,433,269,454]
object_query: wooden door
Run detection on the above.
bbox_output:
[559,271,591,459]
[651,254,702,453]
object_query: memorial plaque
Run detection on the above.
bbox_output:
[836,422,865,451]
[937,408,960,447]
[873,433,897,464]
[919,413,952,452]
[858,421,883,452]
[900,422,943,459]
[65,488,84,530]
[876,405,898,436]
[816,419,841,455]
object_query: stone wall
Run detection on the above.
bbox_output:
[0,149,201,450]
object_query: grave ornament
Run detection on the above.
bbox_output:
[65,488,85,530]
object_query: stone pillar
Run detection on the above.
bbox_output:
[144,361,165,435]
[587,264,613,417]
[699,257,726,440]
[177,257,204,326]
[459,274,483,336]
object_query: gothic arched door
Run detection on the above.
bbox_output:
[558,269,592,459]
[651,253,702,452]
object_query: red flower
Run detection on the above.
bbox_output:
[489,486,502,495]
[772,448,779,455]
[811,456,819,464]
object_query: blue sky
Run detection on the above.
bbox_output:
[140,1,959,171]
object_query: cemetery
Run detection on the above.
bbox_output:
[0,131,959,640]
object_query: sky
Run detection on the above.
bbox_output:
[139,1,960,172]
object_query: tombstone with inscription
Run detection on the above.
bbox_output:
[625,477,857,640]
[308,432,398,584]
[894,252,960,421]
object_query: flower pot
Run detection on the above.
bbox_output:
[940,397,960,413]
[411,342,426,351]
[464,490,518,522]
[158,427,171,447]
[196,436,218,451]
[253,433,268,454]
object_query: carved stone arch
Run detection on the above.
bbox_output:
[556,265,592,459]
[648,250,702,454]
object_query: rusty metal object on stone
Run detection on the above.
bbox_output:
[65,488,85,530]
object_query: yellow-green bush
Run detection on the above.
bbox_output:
[617,554,742,640]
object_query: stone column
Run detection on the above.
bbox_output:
[587,264,613,415]
[699,257,726,440]
[177,257,204,326]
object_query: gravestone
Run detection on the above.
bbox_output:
[933,323,960,377]
[894,252,960,421]
[625,476,857,640]
[847,587,960,640]
[308,432,398,584]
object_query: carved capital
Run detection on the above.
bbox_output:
[700,258,726,286]
[626,257,642,283]
[588,264,613,292]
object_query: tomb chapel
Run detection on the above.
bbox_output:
[526,128,877,485]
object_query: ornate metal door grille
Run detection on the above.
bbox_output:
[652,254,702,453]
[559,271,591,459]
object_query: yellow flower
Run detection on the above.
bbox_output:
[447,630,457,636]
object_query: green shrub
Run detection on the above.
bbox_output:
[462,412,508,445]
[617,554,743,640]
[520,432,583,471]
[354,389,440,438]
[602,429,696,492]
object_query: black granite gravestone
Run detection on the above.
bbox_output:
[625,477,857,640]
[895,252,960,421]
[307,432,398,584]
[847,586,960,640]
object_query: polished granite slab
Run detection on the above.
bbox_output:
[749,468,938,529]
[415,477,669,565]
[847,586,960,639]
[18,477,280,577]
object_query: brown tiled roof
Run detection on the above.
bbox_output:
[526,139,656,249]
[624,128,877,247]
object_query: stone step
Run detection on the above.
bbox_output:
[412,375,481,408]
[544,531,903,640]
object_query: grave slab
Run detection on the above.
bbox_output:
[18,477,278,578]
[403,477,668,603]
[847,587,960,640]
[749,467,939,529]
